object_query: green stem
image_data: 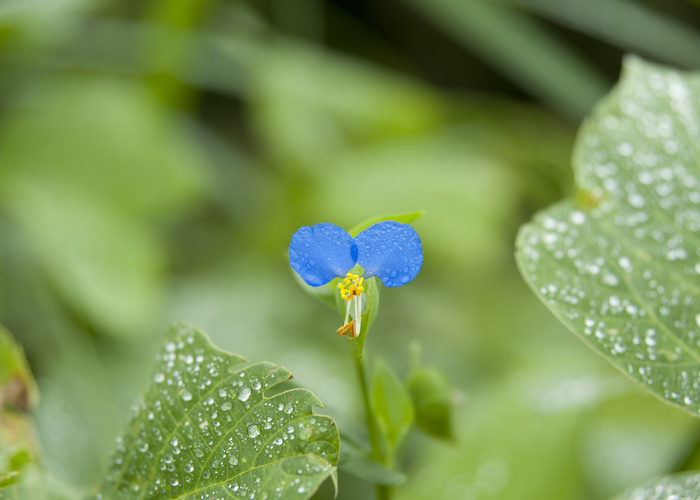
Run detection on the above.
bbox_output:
[351,343,393,500]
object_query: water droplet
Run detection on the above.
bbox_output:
[154,373,165,383]
[247,424,260,438]
[181,390,193,402]
[238,386,251,402]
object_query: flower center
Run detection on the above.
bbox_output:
[338,273,364,301]
[337,272,364,339]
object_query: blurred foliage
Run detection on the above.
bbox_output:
[0,0,700,499]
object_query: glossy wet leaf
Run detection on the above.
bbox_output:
[517,56,700,415]
[612,472,700,500]
[93,323,339,500]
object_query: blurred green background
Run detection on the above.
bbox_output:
[2,0,700,498]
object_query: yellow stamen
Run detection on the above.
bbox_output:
[337,272,364,301]
[336,321,354,337]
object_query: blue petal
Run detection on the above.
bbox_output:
[355,221,423,287]
[289,223,357,286]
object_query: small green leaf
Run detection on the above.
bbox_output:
[338,438,406,486]
[0,325,39,411]
[349,211,426,237]
[371,358,414,460]
[0,446,31,489]
[516,56,700,415]
[406,366,454,440]
[93,323,339,500]
[612,472,700,499]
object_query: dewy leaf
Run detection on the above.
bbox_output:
[516,56,700,415]
[93,323,339,500]
[611,472,700,500]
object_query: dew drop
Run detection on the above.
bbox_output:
[238,387,251,402]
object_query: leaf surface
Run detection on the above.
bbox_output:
[93,323,339,500]
[517,56,700,415]
[612,472,700,500]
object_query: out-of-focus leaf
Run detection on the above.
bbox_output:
[0,446,30,488]
[406,366,454,440]
[0,76,208,338]
[310,133,519,271]
[0,76,206,219]
[517,56,700,415]
[6,183,162,339]
[349,211,426,238]
[339,438,406,486]
[496,0,700,69]
[403,0,610,120]
[0,325,38,411]
[0,327,40,492]
[93,323,339,500]
[226,38,449,167]
[611,472,700,500]
[371,358,414,460]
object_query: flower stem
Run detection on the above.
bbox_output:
[351,343,393,500]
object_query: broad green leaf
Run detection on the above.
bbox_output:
[93,323,339,500]
[349,211,426,237]
[371,358,414,462]
[611,472,700,500]
[335,276,380,359]
[338,438,406,486]
[516,56,700,415]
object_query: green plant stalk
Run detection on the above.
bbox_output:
[351,341,393,500]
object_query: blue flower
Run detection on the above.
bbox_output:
[289,220,423,338]
[288,220,424,288]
